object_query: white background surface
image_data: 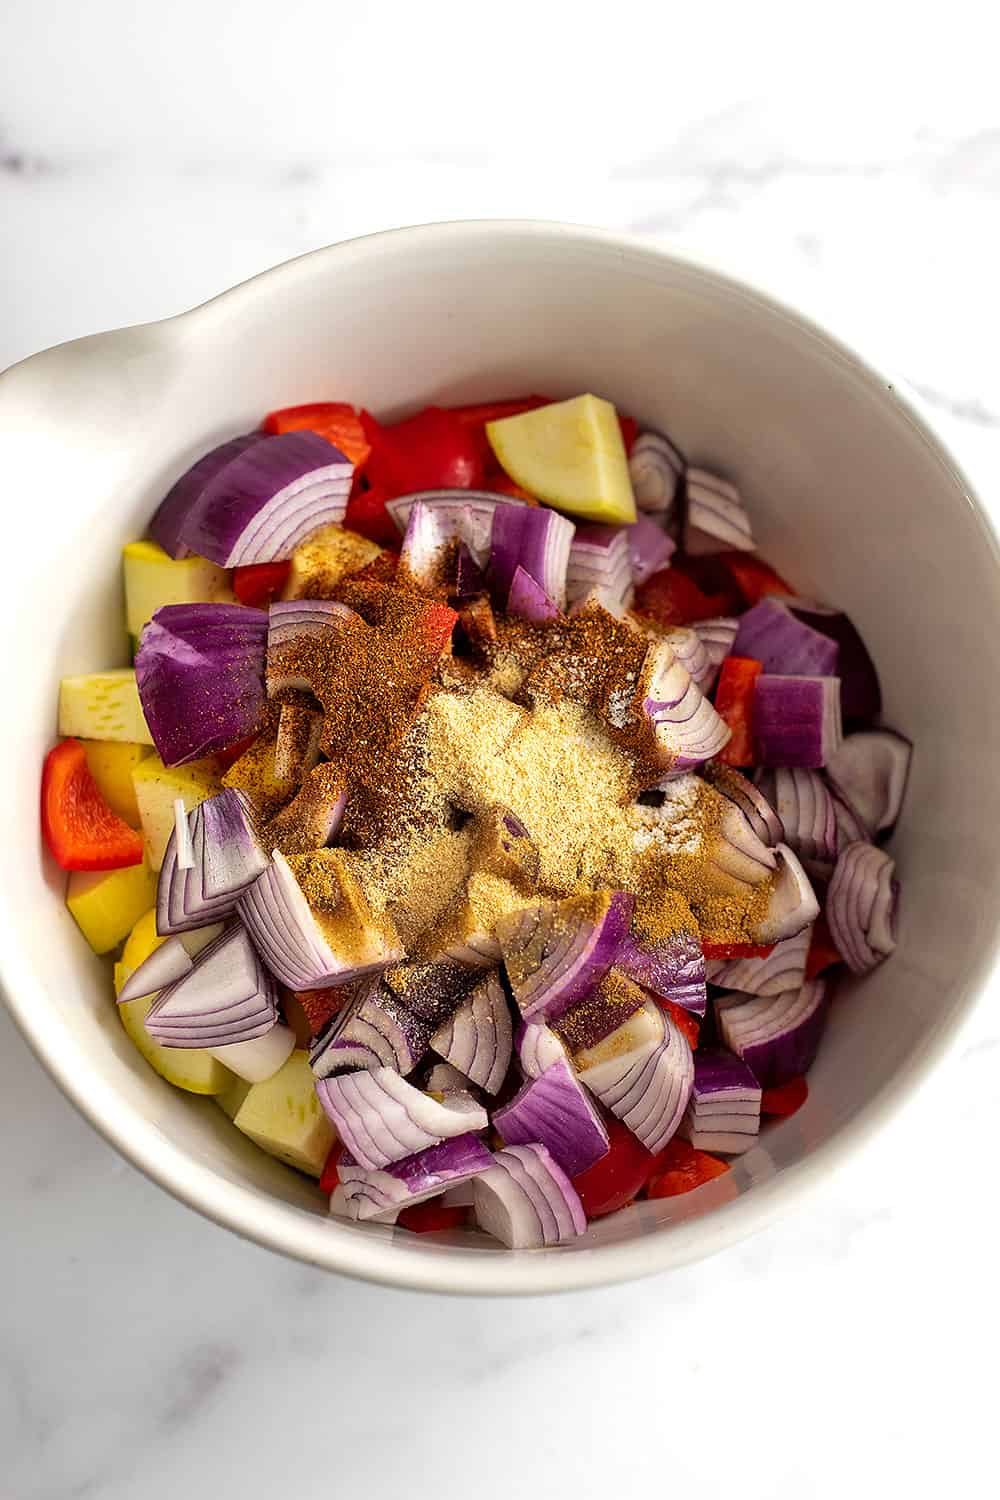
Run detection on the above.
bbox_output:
[2,4,998,1496]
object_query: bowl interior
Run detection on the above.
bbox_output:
[3,223,999,1293]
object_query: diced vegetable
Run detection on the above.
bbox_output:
[787,601,881,722]
[309,976,432,1077]
[496,890,634,1024]
[614,929,707,1016]
[734,598,839,678]
[760,1076,809,1116]
[58,668,153,746]
[262,401,371,465]
[679,1048,762,1155]
[66,860,158,954]
[620,639,731,772]
[659,626,714,693]
[145,926,279,1049]
[316,1067,488,1170]
[339,1134,493,1222]
[131,752,222,870]
[122,540,228,639]
[753,675,843,768]
[577,1004,694,1155]
[364,407,484,499]
[506,565,561,622]
[627,514,676,587]
[571,1116,657,1217]
[494,1057,609,1177]
[566,525,634,611]
[825,731,912,834]
[684,468,754,554]
[713,655,762,767]
[473,1143,586,1247]
[755,843,821,943]
[487,394,637,525]
[280,523,382,600]
[266,598,358,697]
[646,1139,730,1198]
[430,972,513,1094]
[82,740,151,828]
[706,924,812,996]
[692,617,739,685]
[716,978,829,1088]
[720,552,794,607]
[156,789,268,934]
[704,762,784,847]
[634,565,735,627]
[231,1049,336,1177]
[42,738,144,871]
[489,503,575,611]
[755,767,837,865]
[826,841,898,974]
[628,429,685,516]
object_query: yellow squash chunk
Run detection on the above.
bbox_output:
[114,922,234,1096]
[83,740,152,827]
[281,524,381,600]
[486,393,637,524]
[131,753,223,870]
[58,668,153,745]
[215,1074,253,1120]
[232,1049,336,1177]
[122,539,228,639]
[221,733,296,819]
[67,862,158,954]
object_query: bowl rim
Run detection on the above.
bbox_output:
[4,218,999,1295]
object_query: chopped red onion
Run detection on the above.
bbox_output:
[826,842,898,974]
[117,934,194,1004]
[489,504,575,612]
[680,1048,762,1155]
[173,797,194,870]
[426,1062,471,1093]
[273,702,323,782]
[567,525,634,612]
[157,789,268,935]
[151,434,260,558]
[310,977,432,1077]
[516,1020,569,1080]
[136,604,268,766]
[684,468,754,554]
[756,768,837,865]
[161,431,353,566]
[472,1143,586,1248]
[825,731,912,834]
[707,924,812,996]
[627,514,676,587]
[212,1024,296,1083]
[754,675,843,768]
[693,617,740,684]
[339,1133,494,1222]
[710,796,779,888]
[264,763,347,854]
[496,889,634,1024]
[788,601,882,722]
[385,489,528,551]
[580,1005,694,1154]
[625,639,731,773]
[382,958,482,1027]
[145,926,278,1048]
[455,542,487,598]
[716,978,829,1088]
[734,598,840,678]
[755,843,821,942]
[832,789,871,850]
[506,565,561,622]
[494,1057,609,1177]
[615,928,707,1016]
[661,627,714,692]
[315,1066,489,1169]
[554,970,648,1052]
[266,599,358,696]
[238,850,403,990]
[568,586,630,620]
[704,763,784,847]
[573,999,665,1093]
[430,971,512,1094]
[628,430,685,516]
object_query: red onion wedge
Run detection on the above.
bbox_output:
[273,701,323,782]
[339,1133,494,1222]
[157,789,268,935]
[160,430,353,567]
[709,794,779,889]
[755,843,821,942]
[151,433,260,558]
[554,970,649,1052]
[567,526,634,612]
[628,430,685,516]
[680,1048,762,1155]
[756,768,837,865]
[455,543,487,599]
[788,601,882,722]
[310,976,432,1078]
[136,603,268,766]
[213,1024,296,1083]
[173,797,194,870]
[117,934,193,1004]
[707,924,812,996]
[315,1066,489,1169]
[494,1057,609,1177]
[473,1143,586,1248]
[734,598,840,678]
[754,675,843,769]
[693,617,739,684]
[660,627,714,692]
[489,504,575,612]
[716,978,829,1088]
[145,926,278,1048]
[832,788,871,850]
[615,928,707,1016]
[826,842,898,974]
[684,468,754,555]
[238,849,403,990]
[382,958,482,1028]
[264,763,347,856]
[704,763,784,848]
[579,1004,694,1154]
[496,890,634,1024]
[825,731,912,834]
[385,488,527,549]
[573,999,665,1092]
[430,971,513,1094]
[618,639,730,774]
[627,514,676,587]
[266,599,358,697]
[506,565,561,623]
[517,1020,569,1080]
[426,1062,472,1094]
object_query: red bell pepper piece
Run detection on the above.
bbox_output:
[262,402,371,467]
[397,1200,468,1233]
[232,560,291,608]
[713,655,762,766]
[618,413,639,454]
[362,406,484,498]
[319,1143,343,1196]
[720,552,795,607]
[571,1117,657,1218]
[634,567,729,627]
[449,394,552,428]
[805,914,843,979]
[41,739,144,871]
[645,1138,730,1198]
[290,986,351,1038]
[702,938,776,961]
[213,733,259,771]
[343,482,399,548]
[657,999,701,1050]
[761,1076,809,1117]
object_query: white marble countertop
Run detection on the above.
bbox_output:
[2,4,999,1496]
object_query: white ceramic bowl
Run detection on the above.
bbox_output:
[2,222,998,1295]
